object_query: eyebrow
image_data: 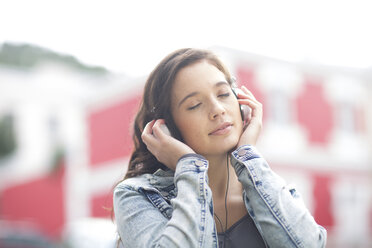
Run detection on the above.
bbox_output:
[177,81,229,108]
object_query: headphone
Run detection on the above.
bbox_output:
[231,78,251,123]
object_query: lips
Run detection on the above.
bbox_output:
[209,122,233,135]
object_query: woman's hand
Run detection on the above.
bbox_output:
[141,119,195,171]
[236,86,263,147]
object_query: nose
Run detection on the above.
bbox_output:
[208,100,225,120]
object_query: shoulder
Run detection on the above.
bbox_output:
[113,170,175,212]
[113,175,152,210]
[115,174,150,190]
[114,169,175,194]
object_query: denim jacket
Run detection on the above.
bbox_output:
[114,145,327,248]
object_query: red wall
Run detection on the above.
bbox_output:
[0,164,65,239]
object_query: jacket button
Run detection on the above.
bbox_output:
[195,160,204,166]
[238,149,247,156]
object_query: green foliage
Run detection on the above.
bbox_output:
[0,114,17,160]
[0,42,108,74]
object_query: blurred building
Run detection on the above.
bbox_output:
[0,43,371,247]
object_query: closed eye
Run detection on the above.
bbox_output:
[218,93,230,98]
[188,103,201,110]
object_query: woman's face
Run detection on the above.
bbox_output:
[171,60,243,157]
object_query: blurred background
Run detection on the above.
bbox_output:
[0,0,371,247]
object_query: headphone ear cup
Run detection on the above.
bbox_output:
[231,87,247,121]
[160,123,171,136]
[232,87,250,122]
[241,105,251,122]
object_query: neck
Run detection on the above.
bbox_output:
[205,153,246,233]
[206,153,231,198]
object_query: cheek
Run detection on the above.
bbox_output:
[175,115,201,142]
[172,112,207,152]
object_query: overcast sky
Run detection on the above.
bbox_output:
[1,0,372,77]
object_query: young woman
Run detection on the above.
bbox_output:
[113,48,327,248]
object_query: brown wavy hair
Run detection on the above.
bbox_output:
[124,48,233,179]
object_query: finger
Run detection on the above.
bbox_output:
[141,132,159,156]
[236,88,255,103]
[141,120,157,144]
[241,86,257,101]
[143,120,156,135]
[238,99,263,118]
[238,98,261,110]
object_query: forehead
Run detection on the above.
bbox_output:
[172,61,227,94]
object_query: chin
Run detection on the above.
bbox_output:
[215,134,240,154]
[192,138,238,157]
[189,129,242,156]
[226,137,240,151]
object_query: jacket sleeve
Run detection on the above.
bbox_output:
[231,145,327,248]
[113,154,217,248]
